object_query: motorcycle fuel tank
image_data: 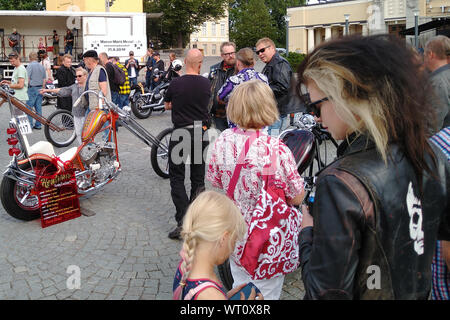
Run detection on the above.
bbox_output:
[82,109,109,142]
[281,129,316,175]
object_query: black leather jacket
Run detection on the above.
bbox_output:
[208,61,235,118]
[299,133,450,299]
[262,52,292,116]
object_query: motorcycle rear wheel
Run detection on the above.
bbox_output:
[1,159,57,221]
[131,97,152,119]
[44,109,76,148]
[150,127,173,179]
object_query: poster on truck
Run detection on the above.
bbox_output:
[85,38,145,57]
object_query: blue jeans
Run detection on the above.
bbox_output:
[111,91,120,106]
[267,115,288,137]
[145,71,152,89]
[118,94,129,109]
[26,86,43,128]
[65,44,73,55]
[129,77,138,87]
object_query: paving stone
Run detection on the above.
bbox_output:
[42,286,59,296]
[0,94,306,301]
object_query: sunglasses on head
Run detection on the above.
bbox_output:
[255,45,270,55]
[306,97,329,118]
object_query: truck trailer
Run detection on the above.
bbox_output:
[0,10,147,79]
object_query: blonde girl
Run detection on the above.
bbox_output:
[172,190,263,300]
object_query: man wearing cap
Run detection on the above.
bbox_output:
[0,52,28,116]
[125,51,139,87]
[82,50,111,110]
[151,52,165,91]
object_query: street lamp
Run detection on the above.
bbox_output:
[413,10,419,49]
[344,14,350,35]
[285,15,291,57]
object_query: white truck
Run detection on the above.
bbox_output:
[0,10,147,79]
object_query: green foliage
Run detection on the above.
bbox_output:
[0,0,45,10]
[229,0,305,49]
[144,0,229,48]
[265,0,305,48]
[281,51,306,71]
[229,0,277,49]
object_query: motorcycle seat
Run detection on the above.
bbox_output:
[58,147,78,164]
[28,141,56,158]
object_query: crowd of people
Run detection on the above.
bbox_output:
[167,34,449,301]
[0,31,449,301]
[0,43,176,141]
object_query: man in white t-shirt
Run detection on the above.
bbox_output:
[0,52,28,116]
[125,51,139,87]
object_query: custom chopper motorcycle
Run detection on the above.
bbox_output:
[0,86,172,221]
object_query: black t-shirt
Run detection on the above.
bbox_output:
[65,33,74,45]
[164,75,211,128]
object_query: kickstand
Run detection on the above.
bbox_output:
[80,205,96,217]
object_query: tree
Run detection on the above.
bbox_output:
[265,0,305,48]
[229,0,277,49]
[229,0,305,49]
[144,0,229,48]
[0,0,45,10]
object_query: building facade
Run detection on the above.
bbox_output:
[188,11,230,56]
[46,0,143,13]
[288,0,450,54]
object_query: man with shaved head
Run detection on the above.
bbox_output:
[164,49,211,240]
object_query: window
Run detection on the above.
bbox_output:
[211,23,216,36]
[202,23,207,36]
[203,44,208,55]
[221,23,226,36]
[212,44,217,55]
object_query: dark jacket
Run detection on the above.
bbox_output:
[262,52,292,116]
[55,65,75,111]
[299,133,450,300]
[124,58,139,79]
[104,62,119,93]
[208,61,235,118]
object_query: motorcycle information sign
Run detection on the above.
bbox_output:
[37,168,81,228]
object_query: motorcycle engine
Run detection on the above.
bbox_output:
[79,141,118,186]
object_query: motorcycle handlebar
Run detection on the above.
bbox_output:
[74,90,120,112]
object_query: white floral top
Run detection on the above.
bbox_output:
[207,128,304,223]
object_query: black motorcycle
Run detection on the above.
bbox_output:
[130,63,181,119]
[41,80,58,106]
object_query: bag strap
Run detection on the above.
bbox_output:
[184,281,223,300]
[227,130,260,199]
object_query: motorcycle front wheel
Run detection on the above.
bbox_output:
[131,97,152,119]
[0,159,57,221]
[44,109,76,148]
[150,127,173,179]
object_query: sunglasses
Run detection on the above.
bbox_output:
[306,97,329,118]
[255,45,270,55]
[76,75,84,78]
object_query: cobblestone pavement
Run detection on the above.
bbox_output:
[0,80,306,300]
